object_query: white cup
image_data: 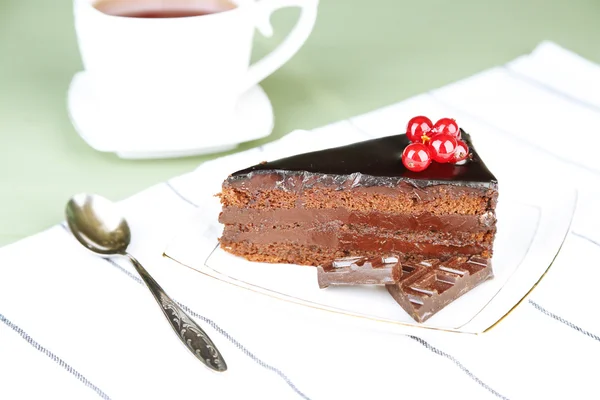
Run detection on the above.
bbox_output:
[73,0,318,146]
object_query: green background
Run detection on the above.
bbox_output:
[1,0,599,246]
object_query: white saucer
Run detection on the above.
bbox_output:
[67,71,274,159]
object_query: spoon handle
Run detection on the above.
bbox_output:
[126,254,227,372]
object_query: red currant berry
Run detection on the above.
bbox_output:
[402,143,432,172]
[406,116,433,143]
[433,118,460,138]
[452,140,470,164]
[429,134,458,163]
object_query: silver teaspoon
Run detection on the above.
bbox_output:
[65,193,227,372]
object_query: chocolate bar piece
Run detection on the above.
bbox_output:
[317,256,402,288]
[386,256,493,322]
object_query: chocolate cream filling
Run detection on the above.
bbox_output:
[220,207,496,233]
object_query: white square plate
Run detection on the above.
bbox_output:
[164,183,576,335]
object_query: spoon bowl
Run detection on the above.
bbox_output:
[66,194,131,255]
[65,193,227,372]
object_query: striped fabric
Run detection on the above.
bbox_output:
[1,41,599,399]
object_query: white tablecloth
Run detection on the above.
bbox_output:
[1,41,600,399]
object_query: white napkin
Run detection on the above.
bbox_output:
[2,41,600,400]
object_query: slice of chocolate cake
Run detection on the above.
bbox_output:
[218,129,498,267]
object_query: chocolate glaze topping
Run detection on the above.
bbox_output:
[229,131,497,189]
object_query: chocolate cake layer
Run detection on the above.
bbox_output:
[220,240,491,266]
[220,186,496,214]
[219,207,496,233]
[220,241,353,265]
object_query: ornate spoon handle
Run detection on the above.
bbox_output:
[126,254,227,372]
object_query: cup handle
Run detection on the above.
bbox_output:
[240,0,319,93]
